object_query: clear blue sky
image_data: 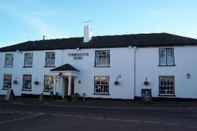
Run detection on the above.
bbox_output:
[0,0,197,47]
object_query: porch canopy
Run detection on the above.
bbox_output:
[51,64,79,96]
[51,64,79,76]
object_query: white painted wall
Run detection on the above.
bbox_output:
[1,46,197,99]
[0,48,134,99]
[135,46,197,99]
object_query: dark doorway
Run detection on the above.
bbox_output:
[63,77,68,96]
[71,77,74,96]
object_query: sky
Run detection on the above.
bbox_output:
[0,0,197,47]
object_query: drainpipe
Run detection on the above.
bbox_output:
[133,46,137,99]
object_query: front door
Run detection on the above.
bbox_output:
[63,77,68,96]
[71,77,74,95]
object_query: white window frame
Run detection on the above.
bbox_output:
[44,75,54,92]
[4,53,14,68]
[95,50,110,67]
[45,52,55,67]
[159,48,175,66]
[94,76,109,95]
[24,52,33,67]
[22,74,32,91]
[159,76,175,96]
[3,74,12,90]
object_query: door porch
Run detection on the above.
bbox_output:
[51,64,79,97]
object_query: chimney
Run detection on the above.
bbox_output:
[83,23,92,43]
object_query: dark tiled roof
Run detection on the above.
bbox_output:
[1,33,197,52]
[51,64,79,72]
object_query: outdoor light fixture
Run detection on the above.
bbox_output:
[114,74,122,86]
[78,80,81,84]
[34,81,40,85]
[186,73,191,79]
[13,80,18,84]
[144,77,150,86]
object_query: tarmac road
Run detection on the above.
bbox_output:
[0,102,197,131]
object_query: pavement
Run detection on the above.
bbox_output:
[1,101,197,131]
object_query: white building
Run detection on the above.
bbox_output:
[1,32,197,100]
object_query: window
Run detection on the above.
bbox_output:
[159,48,175,66]
[3,74,12,90]
[22,75,32,91]
[45,52,55,67]
[44,75,54,92]
[4,54,13,68]
[24,53,33,67]
[159,76,175,96]
[94,76,109,95]
[95,50,110,67]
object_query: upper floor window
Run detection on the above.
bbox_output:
[95,50,110,67]
[22,74,32,91]
[3,74,12,90]
[24,53,33,67]
[94,76,109,95]
[4,54,13,68]
[45,52,55,67]
[159,48,175,66]
[44,75,54,92]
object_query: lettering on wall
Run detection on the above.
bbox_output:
[68,53,89,60]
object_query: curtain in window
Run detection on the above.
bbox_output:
[5,54,13,67]
[95,76,109,94]
[159,48,166,65]
[95,50,110,66]
[24,53,33,67]
[166,48,174,65]
[3,74,12,89]
[45,52,55,66]
[44,75,54,92]
[23,75,32,90]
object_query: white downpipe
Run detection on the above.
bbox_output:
[133,46,137,98]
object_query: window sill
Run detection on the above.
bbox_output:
[94,93,110,96]
[2,88,9,90]
[44,65,55,68]
[159,94,176,97]
[43,90,51,92]
[23,66,32,68]
[94,65,111,68]
[22,89,32,91]
[158,64,176,67]
[4,66,13,68]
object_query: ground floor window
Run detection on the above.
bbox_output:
[44,75,54,92]
[22,74,32,91]
[94,76,109,95]
[159,76,175,96]
[3,74,12,90]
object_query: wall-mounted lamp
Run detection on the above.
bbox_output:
[13,80,18,84]
[114,74,122,86]
[186,73,191,79]
[78,80,81,84]
[34,81,40,85]
[144,77,150,86]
